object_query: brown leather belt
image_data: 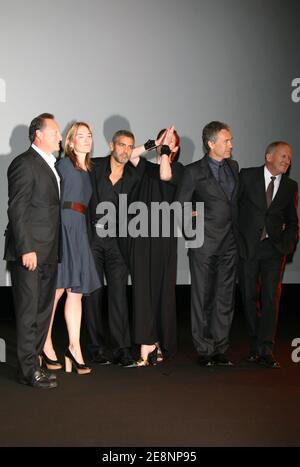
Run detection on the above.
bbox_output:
[63,201,87,214]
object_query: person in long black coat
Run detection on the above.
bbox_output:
[129,127,183,365]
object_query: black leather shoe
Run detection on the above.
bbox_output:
[257,355,281,369]
[91,352,112,365]
[198,355,214,367]
[113,350,137,368]
[213,353,234,366]
[40,368,57,381]
[246,352,259,363]
[19,369,58,389]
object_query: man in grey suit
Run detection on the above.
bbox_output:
[4,113,61,388]
[177,121,239,366]
[238,141,298,368]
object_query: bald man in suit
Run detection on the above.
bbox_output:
[238,141,298,368]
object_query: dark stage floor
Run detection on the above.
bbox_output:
[0,285,300,447]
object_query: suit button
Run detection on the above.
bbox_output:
[266,213,269,217]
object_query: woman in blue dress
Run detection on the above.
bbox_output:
[41,122,101,374]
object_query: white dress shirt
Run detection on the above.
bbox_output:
[31,144,60,197]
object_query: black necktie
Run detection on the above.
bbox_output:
[266,176,276,208]
[261,176,276,240]
[218,162,231,199]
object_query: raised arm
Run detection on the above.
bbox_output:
[130,129,168,167]
[159,127,175,181]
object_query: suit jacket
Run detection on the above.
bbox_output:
[4,147,60,264]
[238,166,299,259]
[176,154,239,255]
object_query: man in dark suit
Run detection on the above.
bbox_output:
[177,121,239,366]
[238,141,298,368]
[85,130,141,367]
[4,113,61,388]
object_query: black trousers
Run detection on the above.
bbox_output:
[239,239,285,356]
[10,262,57,380]
[84,235,131,356]
[189,238,237,357]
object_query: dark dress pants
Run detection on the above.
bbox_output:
[84,236,131,356]
[239,239,285,356]
[189,238,237,357]
[10,262,58,380]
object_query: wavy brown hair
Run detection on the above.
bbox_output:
[64,122,93,171]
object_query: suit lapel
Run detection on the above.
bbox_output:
[269,174,288,210]
[251,166,267,210]
[56,162,64,203]
[92,156,110,203]
[249,168,290,211]
[30,148,60,199]
[228,158,239,200]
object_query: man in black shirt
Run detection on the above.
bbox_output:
[85,130,140,367]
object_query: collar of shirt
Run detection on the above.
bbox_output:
[31,143,57,168]
[106,157,124,184]
[105,164,112,177]
[264,165,281,199]
[208,155,226,167]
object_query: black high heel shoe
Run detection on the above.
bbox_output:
[64,349,92,375]
[137,346,158,367]
[39,351,63,370]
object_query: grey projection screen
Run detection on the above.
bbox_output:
[0,0,299,284]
